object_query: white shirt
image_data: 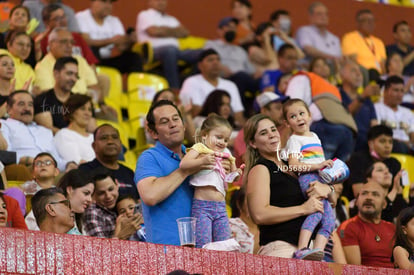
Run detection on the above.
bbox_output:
[25,210,39,231]
[179,74,244,113]
[0,118,66,171]
[296,25,342,58]
[285,75,323,121]
[285,132,325,165]
[204,40,255,75]
[54,128,95,164]
[136,8,180,48]
[374,102,414,142]
[75,9,125,59]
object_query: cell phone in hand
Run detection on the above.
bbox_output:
[401,170,410,187]
[134,203,142,215]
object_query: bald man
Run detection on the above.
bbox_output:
[338,182,395,268]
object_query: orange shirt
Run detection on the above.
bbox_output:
[235,22,255,45]
[0,3,14,21]
[342,31,386,73]
[296,71,342,100]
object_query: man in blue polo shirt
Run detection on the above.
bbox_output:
[134,100,215,245]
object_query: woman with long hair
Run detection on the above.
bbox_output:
[56,169,95,234]
[393,207,414,270]
[244,114,334,260]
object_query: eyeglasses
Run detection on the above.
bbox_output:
[34,160,55,167]
[48,199,71,209]
[54,39,74,45]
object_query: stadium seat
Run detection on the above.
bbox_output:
[96,66,128,109]
[340,196,350,218]
[127,73,169,101]
[6,180,24,189]
[178,36,207,50]
[132,41,159,72]
[119,150,137,171]
[124,100,152,154]
[132,36,206,73]
[225,183,240,218]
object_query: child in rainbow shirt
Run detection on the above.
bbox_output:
[283,99,335,261]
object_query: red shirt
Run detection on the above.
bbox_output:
[4,195,27,230]
[338,215,395,268]
[40,32,98,65]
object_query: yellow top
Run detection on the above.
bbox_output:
[0,49,35,90]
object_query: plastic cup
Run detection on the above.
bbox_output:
[176,217,197,247]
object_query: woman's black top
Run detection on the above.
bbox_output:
[254,157,306,246]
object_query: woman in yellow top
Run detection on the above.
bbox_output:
[0,31,35,92]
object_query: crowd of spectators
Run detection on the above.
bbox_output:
[1,0,414,271]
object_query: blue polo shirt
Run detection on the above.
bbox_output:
[260,69,284,93]
[134,142,193,245]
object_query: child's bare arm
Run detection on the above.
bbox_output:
[180,149,216,170]
[288,156,333,172]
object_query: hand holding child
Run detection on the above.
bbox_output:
[199,153,216,170]
[302,196,324,215]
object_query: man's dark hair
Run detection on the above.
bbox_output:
[32,187,65,226]
[367,125,393,141]
[91,167,116,184]
[198,48,219,63]
[33,152,58,168]
[393,20,409,33]
[356,9,372,21]
[93,123,120,140]
[53,56,78,72]
[42,3,62,23]
[7,90,32,107]
[278,43,295,57]
[384,75,404,90]
[270,9,289,22]
[146,100,183,133]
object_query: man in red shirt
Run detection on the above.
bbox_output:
[338,181,395,268]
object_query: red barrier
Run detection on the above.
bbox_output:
[0,228,410,274]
